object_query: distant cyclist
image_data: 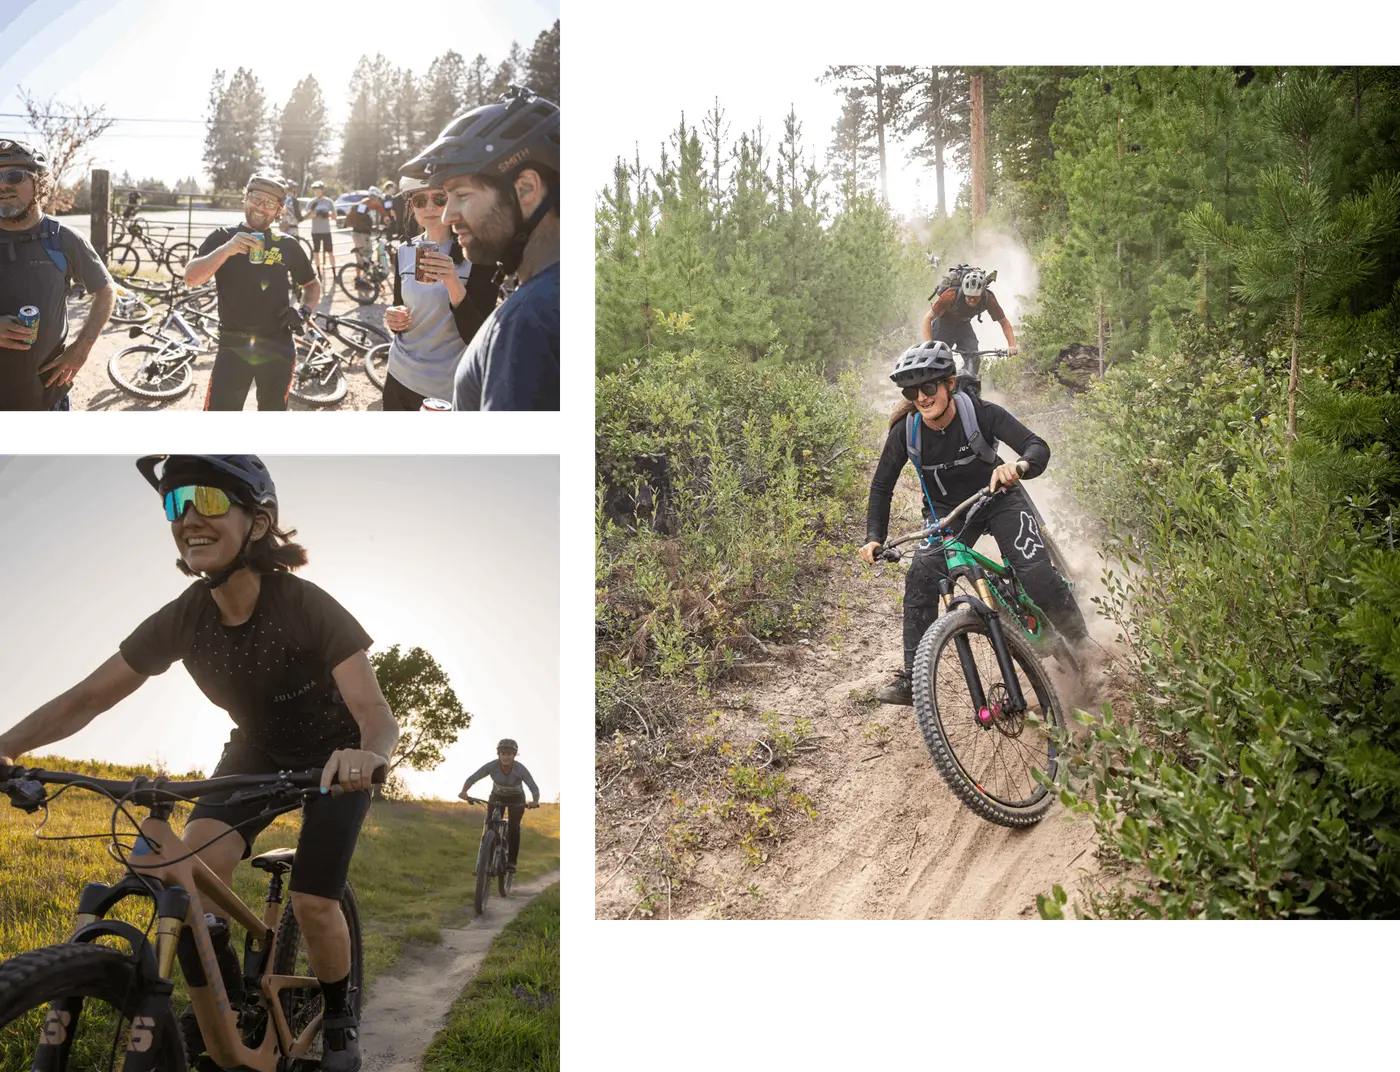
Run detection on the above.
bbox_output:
[344,187,387,290]
[921,268,1018,377]
[122,188,142,221]
[306,180,337,279]
[458,739,540,873]
[278,189,303,240]
[401,85,559,411]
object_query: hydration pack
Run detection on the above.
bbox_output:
[905,389,1001,506]
[0,216,69,280]
[928,264,998,302]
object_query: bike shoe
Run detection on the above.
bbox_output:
[874,672,914,706]
[321,1014,361,1072]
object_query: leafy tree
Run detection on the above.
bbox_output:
[17,88,115,212]
[1185,69,1400,440]
[372,644,472,781]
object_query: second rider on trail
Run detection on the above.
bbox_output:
[920,268,1018,377]
[859,341,1088,706]
[459,738,541,874]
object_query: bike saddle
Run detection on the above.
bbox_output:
[250,847,296,875]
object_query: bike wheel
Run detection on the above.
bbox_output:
[109,292,153,324]
[164,242,198,280]
[336,263,380,305]
[108,344,193,399]
[912,603,1065,827]
[288,350,347,406]
[0,943,187,1072]
[496,841,510,898]
[362,343,389,390]
[272,883,364,1061]
[107,242,142,280]
[473,834,493,915]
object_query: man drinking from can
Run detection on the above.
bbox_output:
[183,174,320,411]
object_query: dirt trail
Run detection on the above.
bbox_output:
[597,352,1125,920]
[358,871,559,1072]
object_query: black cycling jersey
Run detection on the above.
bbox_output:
[120,573,373,767]
[196,225,315,341]
[865,395,1050,545]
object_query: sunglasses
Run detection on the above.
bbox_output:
[164,485,237,522]
[409,191,449,209]
[901,381,948,402]
[245,193,280,211]
[0,169,34,186]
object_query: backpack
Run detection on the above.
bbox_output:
[0,216,70,280]
[904,390,1058,543]
[928,264,998,302]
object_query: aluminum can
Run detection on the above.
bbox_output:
[421,398,453,412]
[17,306,40,333]
[414,245,431,283]
[248,233,266,264]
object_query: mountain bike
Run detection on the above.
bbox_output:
[464,798,535,915]
[287,314,391,406]
[275,223,315,266]
[107,297,218,400]
[0,763,369,1072]
[876,487,1079,827]
[108,220,198,284]
[336,236,393,306]
[317,313,391,390]
[953,347,1007,380]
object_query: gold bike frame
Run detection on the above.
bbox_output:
[73,814,321,1071]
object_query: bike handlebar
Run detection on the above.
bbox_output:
[875,488,1003,561]
[0,764,384,812]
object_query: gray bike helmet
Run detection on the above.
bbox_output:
[0,139,49,174]
[497,739,519,753]
[891,341,958,387]
[961,270,987,298]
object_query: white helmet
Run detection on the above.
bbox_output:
[367,186,385,199]
[961,270,987,298]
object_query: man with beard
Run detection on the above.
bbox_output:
[0,139,115,411]
[400,85,559,411]
[184,173,319,411]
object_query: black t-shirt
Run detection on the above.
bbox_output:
[120,573,374,767]
[865,394,1051,545]
[197,225,315,343]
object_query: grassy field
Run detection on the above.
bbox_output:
[0,754,559,1069]
[422,883,560,1072]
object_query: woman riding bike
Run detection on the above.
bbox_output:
[0,454,399,1072]
[859,342,1088,705]
[458,738,540,873]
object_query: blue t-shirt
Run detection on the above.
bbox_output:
[452,260,559,411]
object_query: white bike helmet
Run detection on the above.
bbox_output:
[961,270,987,298]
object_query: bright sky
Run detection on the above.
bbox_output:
[0,0,559,188]
[590,61,966,222]
[0,456,559,801]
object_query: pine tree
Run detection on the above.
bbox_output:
[464,54,492,109]
[203,67,270,191]
[275,75,329,193]
[339,59,379,189]
[525,20,560,103]
[889,66,971,219]
[488,42,526,100]
[421,51,469,143]
[1185,70,1400,440]
[821,66,896,204]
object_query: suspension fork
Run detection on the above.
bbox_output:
[940,570,1030,713]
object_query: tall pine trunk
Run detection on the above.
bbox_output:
[875,65,889,206]
[931,68,946,218]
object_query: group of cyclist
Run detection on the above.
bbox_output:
[862,268,1090,705]
[0,83,559,412]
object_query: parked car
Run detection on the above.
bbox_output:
[334,191,370,225]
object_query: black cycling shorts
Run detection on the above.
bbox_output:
[188,737,371,900]
[312,232,333,253]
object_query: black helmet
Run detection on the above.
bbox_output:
[400,85,559,186]
[497,739,519,753]
[137,456,279,591]
[891,341,957,387]
[400,84,562,277]
[0,139,49,175]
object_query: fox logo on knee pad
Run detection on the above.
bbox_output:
[1014,511,1044,560]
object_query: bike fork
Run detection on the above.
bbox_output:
[973,573,1028,716]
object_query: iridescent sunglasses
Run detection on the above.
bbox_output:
[164,485,242,522]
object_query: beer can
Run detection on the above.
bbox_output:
[421,398,453,412]
[17,306,40,332]
[414,245,431,283]
[248,233,266,264]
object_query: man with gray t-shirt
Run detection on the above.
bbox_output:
[459,739,540,872]
[305,181,337,281]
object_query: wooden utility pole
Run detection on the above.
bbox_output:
[969,74,986,249]
[91,169,110,261]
